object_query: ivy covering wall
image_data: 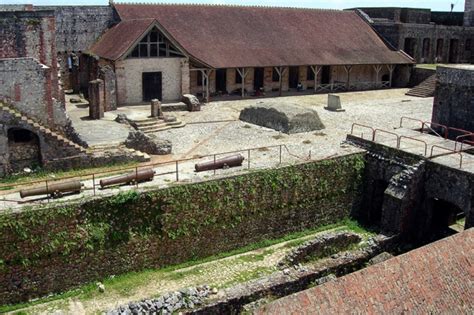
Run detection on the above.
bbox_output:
[0,153,365,304]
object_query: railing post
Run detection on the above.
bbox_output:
[247,149,251,169]
[213,154,216,175]
[175,161,179,181]
[279,145,282,164]
[46,180,50,203]
[93,174,96,196]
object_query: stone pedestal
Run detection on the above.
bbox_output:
[151,99,163,118]
[88,79,104,120]
[324,94,345,112]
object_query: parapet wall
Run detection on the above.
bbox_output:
[0,153,365,304]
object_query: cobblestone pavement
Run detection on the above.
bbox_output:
[1,89,435,210]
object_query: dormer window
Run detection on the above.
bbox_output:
[128,27,183,58]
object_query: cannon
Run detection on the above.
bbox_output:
[195,154,245,172]
[20,180,83,198]
[99,168,155,189]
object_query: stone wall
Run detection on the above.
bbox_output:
[0,10,60,100]
[465,0,474,26]
[116,57,187,104]
[0,58,68,130]
[38,5,115,53]
[0,153,365,303]
[432,66,474,136]
[347,134,474,242]
[371,22,474,64]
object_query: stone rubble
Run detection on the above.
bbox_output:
[124,130,172,155]
[106,285,214,315]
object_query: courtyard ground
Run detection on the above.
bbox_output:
[0,89,436,209]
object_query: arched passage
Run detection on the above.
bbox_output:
[428,198,465,241]
[7,128,42,172]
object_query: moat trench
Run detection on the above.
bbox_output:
[8,223,404,315]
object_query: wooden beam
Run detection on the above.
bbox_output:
[373,65,383,84]
[310,65,321,92]
[344,65,353,89]
[236,68,248,98]
[387,65,395,87]
[274,66,287,96]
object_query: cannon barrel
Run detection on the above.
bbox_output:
[20,180,83,198]
[100,168,155,188]
[195,154,245,172]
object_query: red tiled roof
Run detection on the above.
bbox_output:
[88,19,155,61]
[90,4,414,67]
[257,229,474,314]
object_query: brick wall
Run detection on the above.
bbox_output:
[0,153,365,304]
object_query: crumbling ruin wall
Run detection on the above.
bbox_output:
[0,10,60,100]
[0,153,365,304]
[0,58,70,131]
[432,66,474,136]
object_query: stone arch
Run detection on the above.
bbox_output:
[7,127,42,172]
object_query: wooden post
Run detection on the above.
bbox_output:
[274,66,286,96]
[373,65,382,88]
[200,69,205,98]
[310,65,321,92]
[204,69,213,103]
[236,68,248,98]
[387,65,395,87]
[344,65,353,90]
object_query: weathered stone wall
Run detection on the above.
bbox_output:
[432,66,474,135]
[38,5,115,53]
[0,58,68,130]
[0,154,365,304]
[116,57,186,104]
[372,22,474,64]
[465,0,474,26]
[0,10,60,100]
[409,67,436,87]
[0,108,87,176]
[347,134,474,242]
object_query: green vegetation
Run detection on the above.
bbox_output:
[0,219,370,313]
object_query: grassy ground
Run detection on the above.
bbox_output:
[1,219,375,314]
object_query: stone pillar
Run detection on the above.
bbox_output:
[0,125,9,177]
[151,99,163,118]
[88,79,104,120]
[99,65,117,112]
[181,59,190,95]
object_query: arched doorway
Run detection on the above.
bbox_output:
[7,128,42,172]
[428,198,465,241]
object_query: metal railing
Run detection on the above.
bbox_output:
[0,143,313,206]
[350,122,465,168]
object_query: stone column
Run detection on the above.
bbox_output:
[151,99,163,118]
[88,79,104,120]
[181,59,190,95]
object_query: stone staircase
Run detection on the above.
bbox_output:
[0,102,87,155]
[131,117,186,134]
[1,103,151,163]
[405,75,436,98]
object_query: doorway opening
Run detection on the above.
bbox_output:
[449,39,459,63]
[289,66,299,89]
[215,69,227,94]
[367,179,389,226]
[253,67,264,92]
[7,128,42,172]
[429,198,464,241]
[142,72,162,102]
[321,66,331,85]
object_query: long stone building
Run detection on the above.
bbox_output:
[355,1,474,64]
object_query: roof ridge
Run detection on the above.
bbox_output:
[113,1,346,12]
